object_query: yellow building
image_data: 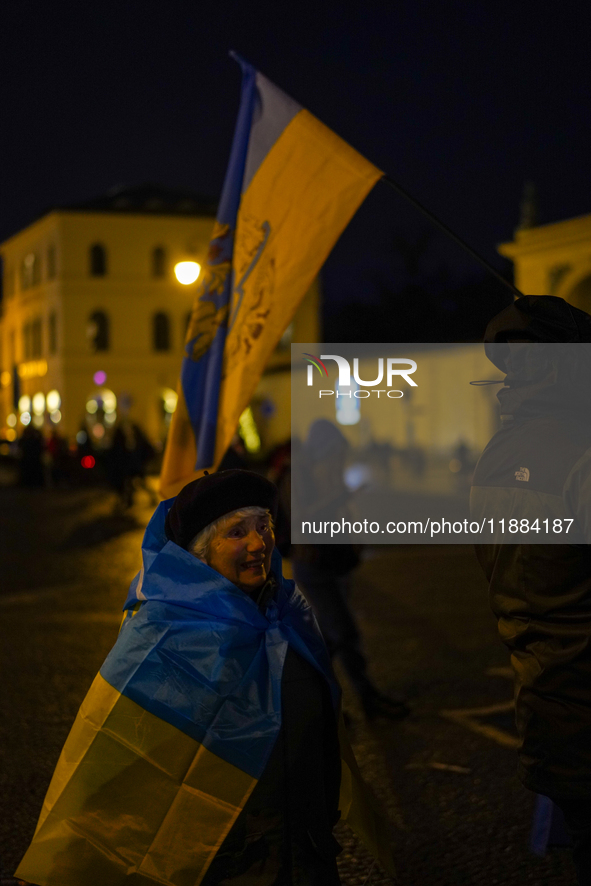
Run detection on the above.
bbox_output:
[0,184,319,452]
[499,213,591,310]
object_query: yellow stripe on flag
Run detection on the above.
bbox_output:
[337,713,396,877]
[212,108,382,468]
[159,378,202,500]
[159,102,381,498]
[17,673,256,886]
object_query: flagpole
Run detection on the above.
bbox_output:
[381,174,523,299]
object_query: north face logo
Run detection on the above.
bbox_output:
[515,467,530,482]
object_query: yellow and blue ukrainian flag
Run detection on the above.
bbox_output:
[160,54,382,497]
[16,502,394,886]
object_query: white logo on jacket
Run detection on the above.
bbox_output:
[515,467,530,482]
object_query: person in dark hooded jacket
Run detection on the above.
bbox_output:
[471,295,591,883]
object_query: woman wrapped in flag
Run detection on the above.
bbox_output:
[16,469,393,886]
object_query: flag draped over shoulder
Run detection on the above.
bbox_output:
[16,502,394,886]
[160,54,382,497]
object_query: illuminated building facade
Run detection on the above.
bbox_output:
[0,185,319,452]
[499,213,591,309]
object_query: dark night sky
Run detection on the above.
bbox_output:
[1,1,590,330]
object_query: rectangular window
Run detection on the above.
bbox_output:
[23,323,31,360]
[47,244,57,280]
[32,318,43,357]
[21,253,39,289]
[48,312,57,354]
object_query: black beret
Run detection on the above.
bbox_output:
[164,469,279,550]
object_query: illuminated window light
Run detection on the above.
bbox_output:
[101,389,117,413]
[6,414,17,428]
[32,392,45,415]
[5,428,16,441]
[18,395,31,414]
[94,370,107,386]
[50,410,62,423]
[162,388,178,414]
[18,360,47,379]
[20,411,31,426]
[0,371,10,387]
[238,407,261,454]
[92,423,105,439]
[46,390,61,411]
[86,399,98,414]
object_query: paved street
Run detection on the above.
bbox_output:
[0,486,577,885]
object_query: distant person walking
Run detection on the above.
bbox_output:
[108,420,157,509]
[47,428,70,486]
[18,425,45,488]
[292,419,409,721]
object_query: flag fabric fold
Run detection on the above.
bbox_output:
[160,54,382,497]
[16,502,395,886]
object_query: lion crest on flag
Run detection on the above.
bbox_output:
[185,222,232,362]
[223,214,274,371]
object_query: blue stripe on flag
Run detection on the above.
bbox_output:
[101,599,284,778]
[183,56,258,468]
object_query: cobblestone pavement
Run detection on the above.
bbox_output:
[0,487,578,885]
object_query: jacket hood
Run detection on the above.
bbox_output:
[483,296,591,420]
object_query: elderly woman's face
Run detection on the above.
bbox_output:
[207,512,274,593]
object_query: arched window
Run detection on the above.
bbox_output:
[87,310,110,351]
[153,312,171,351]
[89,243,107,277]
[152,246,167,278]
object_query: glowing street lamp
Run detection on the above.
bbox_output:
[174,261,201,285]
